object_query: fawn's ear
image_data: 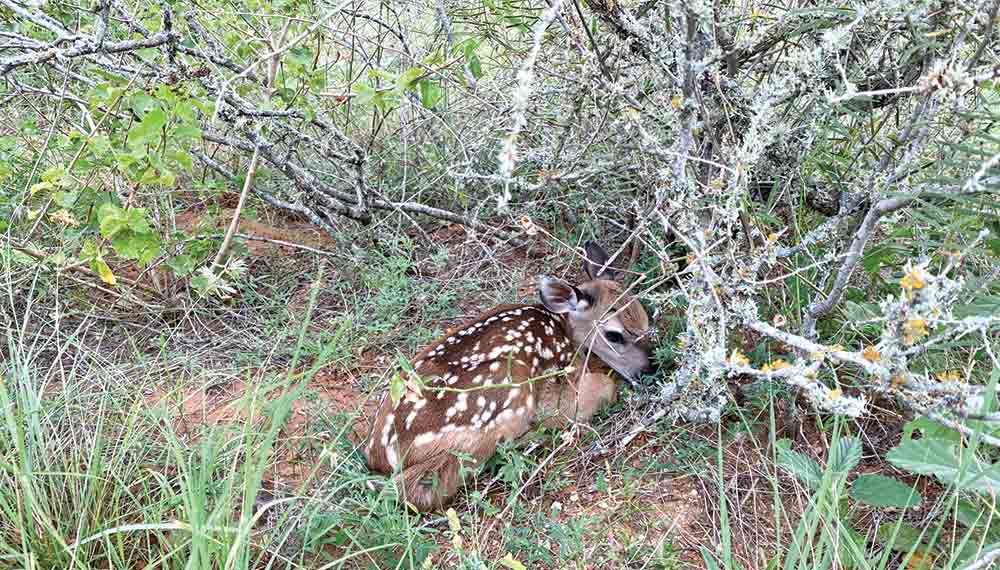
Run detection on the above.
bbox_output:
[538,276,589,314]
[582,241,620,281]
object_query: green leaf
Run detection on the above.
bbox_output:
[396,67,423,92]
[700,547,721,570]
[288,46,313,66]
[113,232,160,264]
[91,259,117,285]
[499,553,526,570]
[887,439,960,481]
[166,254,196,277]
[902,416,962,443]
[829,437,862,477]
[79,240,101,262]
[131,93,158,117]
[776,442,822,489]
[353,82,377,106]
[98,203,130,238]
[419,80,443,109]
[52,191,78,208]
[850,474,922,508]
[172,124,202,141]
[466,50,482,79]
[388,373,405,407]
[875,521,930,554]
[128,107,166,144]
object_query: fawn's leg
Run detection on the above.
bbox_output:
[539,370,618,429]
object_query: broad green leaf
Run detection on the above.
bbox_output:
[131,93,158,117]
[888,439,962,484]
[850,474,922,508]
[875,522,927,553]
[166,254,196,277]
[53,191,78,208]
[902,416,962,444]
[287,46,313,66]
[353,82,377,106]
[172,124,202,141]
[888,439,959,475]
[499,553,526,570]
[128,107,166,144]
[126,208,151,232]
[420,80,443,109]
[113,232,160,264]
[92,259,117,286]
[80,240,100,262]
[962,462,1000,494]
[397,67,423,92]
[98,203,130,238]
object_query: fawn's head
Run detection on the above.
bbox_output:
[538,242,654,385]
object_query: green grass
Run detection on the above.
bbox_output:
[2,233,998,570]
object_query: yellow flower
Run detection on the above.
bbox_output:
[828,388,843,400]
[670,95,683,110]
[762,359,790,373]
[900,268,926,291]
[862,345,881,362]
[902,318,928,345]
[890,374,907,390]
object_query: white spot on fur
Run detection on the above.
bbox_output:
[414,432,437,446]
[386,442,398,469]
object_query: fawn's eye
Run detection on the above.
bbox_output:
[604,331,625,345]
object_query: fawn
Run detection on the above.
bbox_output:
[364,242,653,511]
